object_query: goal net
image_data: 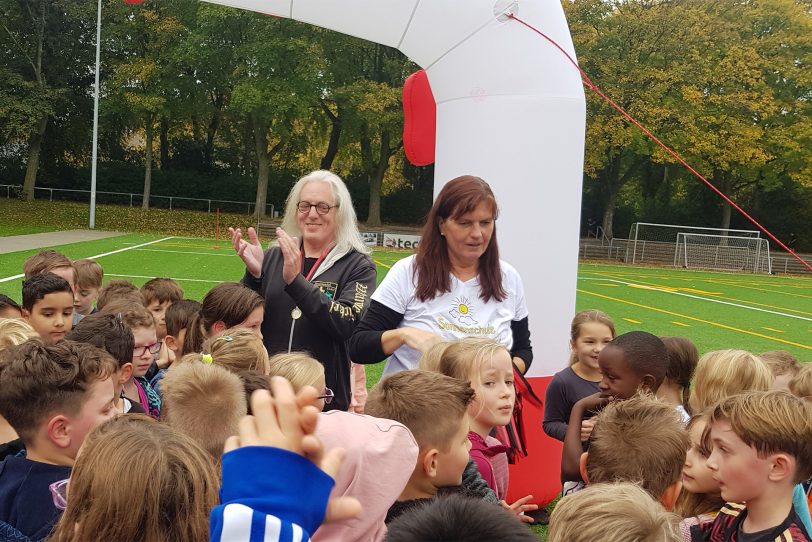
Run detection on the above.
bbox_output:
[625,222,762,266]
[674,233,771,274]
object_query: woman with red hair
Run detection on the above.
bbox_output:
[349,175,532,376]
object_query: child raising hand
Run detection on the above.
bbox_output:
[211,378,361,541]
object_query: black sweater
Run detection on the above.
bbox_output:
[242,246,377,411]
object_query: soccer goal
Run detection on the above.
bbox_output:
[626,223,762,266]
[674,233,771,274]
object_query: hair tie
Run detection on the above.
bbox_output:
[215,335,233,343]
[201,354,214,364]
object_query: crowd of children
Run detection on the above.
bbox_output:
[0,250,810,541]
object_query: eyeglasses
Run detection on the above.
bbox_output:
[49,479,69,511]
[317,387,334,405]
[297,201,338,215]
[133,340,162,358]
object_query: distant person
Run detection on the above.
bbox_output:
[350,175,532,376]
[229,170,377,411]
[72,259,103,322]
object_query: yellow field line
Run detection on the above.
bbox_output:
[577,288,812,351]
[762,327,784,333]
[374,260,392,269]
[623,318,641,324]
[672,321,691,327]
[584,271,812,316]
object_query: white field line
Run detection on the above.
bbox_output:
[0,236,174,284]
[580,277,812,323]
[106,273,221,284]
[134,248,235,257]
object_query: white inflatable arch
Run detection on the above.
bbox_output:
[204,0,586,502]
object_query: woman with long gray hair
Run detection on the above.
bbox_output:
[229,170,377,411]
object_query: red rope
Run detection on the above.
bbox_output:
[507,13,812,273]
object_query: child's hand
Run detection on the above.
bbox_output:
[229,226,265,279]
[501,494,538,523]
[224,378,362,523]
[575,392,613,414]
[580,417,596,442]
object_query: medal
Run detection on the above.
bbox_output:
[291,307,302,320]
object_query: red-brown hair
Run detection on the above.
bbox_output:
[414,176,505,303]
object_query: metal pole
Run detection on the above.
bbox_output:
[89,0,102,229]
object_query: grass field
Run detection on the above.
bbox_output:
[2,234,809,363]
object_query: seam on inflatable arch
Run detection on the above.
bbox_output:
[435,94,585,106]
[423,16,496,72]
[396,0,422,49]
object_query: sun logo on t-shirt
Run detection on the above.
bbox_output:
[449,296,478,326]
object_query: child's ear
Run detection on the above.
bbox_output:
[212,321,226,335]
[119,362,134,384]
[21,309,30,321]
[659,480,683,512]
[768,453,795,483]
[579,452,590,484]
[422,448,440,479]
[639,374,657,392]
[164,335,177,351]
[47,415,72,450]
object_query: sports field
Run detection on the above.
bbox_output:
[1,234,810,369]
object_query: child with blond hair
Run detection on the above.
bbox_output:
[0,318,38,455]
[72,259,103,322]
[549,482,682,542]
[676,413,725,536]
[160,362,247,461]
[760,350,802,390]
[201,327,271,375]
[269,352,331,410]
[688,349,772,413]
[690,391,812,541]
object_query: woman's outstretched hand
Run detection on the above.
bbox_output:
[229,226,265,279]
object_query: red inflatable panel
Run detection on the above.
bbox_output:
[402,69,437,166]
[506,375,563,507]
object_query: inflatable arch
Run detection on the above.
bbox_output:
[203,0,586,504]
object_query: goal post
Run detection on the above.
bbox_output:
[674,233,771,274]
[627,222,761,266]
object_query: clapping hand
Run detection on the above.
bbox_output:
[276,228,301,285]
[228,227,265,279]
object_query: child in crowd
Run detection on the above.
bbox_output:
[164,299,201,359]
[141,277,184,373]
[96,279,144,311]
[21,273,75,345]
[0,294,22,319]
[688,349,772,413]
[386,494,538,542]
[312,410,419,542]
[690,391,812,541]
[65,312,144,415]
[183,282,264,354]
[561,331,669,483]
[658,336,699,422]
[0,341,118,540]
[544,310,616,444]
[22,250,75,287]
[548,482,682,542]
[580,393,688,510]
[789,364,812,401]
[428,337,516,501]
[676,414,724,525]
[238,371,272,413]
[0,318,37,455]
[49,415,219,542]
[269,352,329,410]
[201,328,271,375]
[364,370,475,524]
[71,258,103,322]
[160,361,246,462]
[115,305,162,418]
[760,350,802,390]
[210,381,362,541]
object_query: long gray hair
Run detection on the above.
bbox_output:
[280,170,370,255]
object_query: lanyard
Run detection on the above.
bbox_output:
[300,245,332,282]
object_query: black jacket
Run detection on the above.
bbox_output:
[243,246,377,411]
[0,456,70,541]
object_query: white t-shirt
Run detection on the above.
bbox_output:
[372,255,529,375]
